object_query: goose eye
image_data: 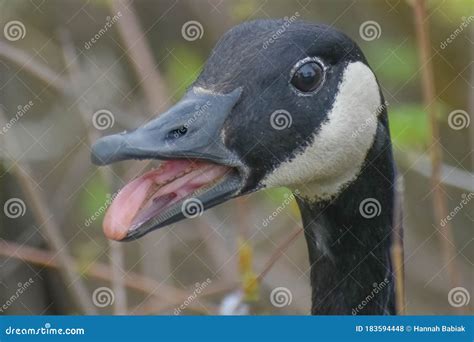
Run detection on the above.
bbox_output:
[166,126,188,140]
[290,61,324,93]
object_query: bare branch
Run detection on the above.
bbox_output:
[0,111,96,314]
[411,0,465,313]
[0,239,222,314]
[0,40,68,93]
[257,227,304,282]
[110,0,171,113]
[395,150,474,192]
[59,30,128,315]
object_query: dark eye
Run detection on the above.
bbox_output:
[290,61,324,93]
[166,126,188,140]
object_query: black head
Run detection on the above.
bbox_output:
[91,19,386,240]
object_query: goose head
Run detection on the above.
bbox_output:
[91,19,385,241]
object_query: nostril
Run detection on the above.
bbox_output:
[166,126,188,140]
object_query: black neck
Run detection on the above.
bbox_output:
[297,120,397,315]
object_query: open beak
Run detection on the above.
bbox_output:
[91,87,244,241]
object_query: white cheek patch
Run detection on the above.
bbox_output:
[262,61,382,200]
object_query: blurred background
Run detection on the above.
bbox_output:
[0,0,472,315]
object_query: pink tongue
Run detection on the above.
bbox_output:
[103,160,191,240]
[103,176,152,240]
[130,193,176,230]
[103,160,230,240]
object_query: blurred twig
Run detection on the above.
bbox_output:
[0,111,96,314]
[110,0,171,113]
[0,40,68,93]
[109,0,176,293]
[60,30,128,315]
[411,0,464,312]
[469,24,474,176]
[256,226,303,282]
[197,218,236,282]
[392,176,405,314]
[135,225,307,314]
[0,239,222,314]
[395,150,474,192]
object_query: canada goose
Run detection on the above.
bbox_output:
[91,19,398,315]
